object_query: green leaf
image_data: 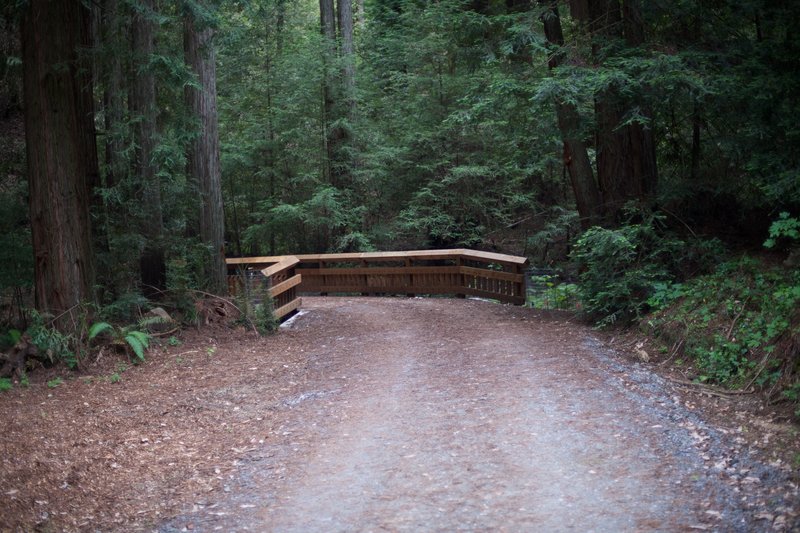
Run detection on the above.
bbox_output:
[126,330,150,349]
[124,334,146,360]
[8,329,21,345]
[124,331,150,360]
[88,322,114,340]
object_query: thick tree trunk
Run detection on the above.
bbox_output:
[573,0,658,221]
[132,0,165,292]
[21,0,97,325]
[539,2,603,228]
[184,6,226,294]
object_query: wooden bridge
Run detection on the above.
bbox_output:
[226,249,530,321]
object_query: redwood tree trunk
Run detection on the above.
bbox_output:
[539,1,603,228]
[184,6,226,294]
[132,0,165,292]
[338,0,356,114]
[21,0,98,324]
[579,0,658,220]
[320,0,337,186]
[101,0,126,189]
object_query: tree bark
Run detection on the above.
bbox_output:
[184,4,226,294]
[21,0,98,325]
[132,0,165,292]
[577,0,658,220]
[539,1,603,228]
[338,0,356,114]
[356,0,366,27]
[101,0,125,189]
[320,0,337,185]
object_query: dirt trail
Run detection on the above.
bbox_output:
[159,297,793,532]
[3,297,798,532]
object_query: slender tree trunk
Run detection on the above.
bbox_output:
[338,0,356,115]
[539,1,603,228]
[21,0,98,325]
[0,17,21,116]
[101,0,125,189]
[132,0,165,292]
[356,0,365,27]
[690,103,702,181]
[320,0,337,185]
[184,5,226,294]
[276,0,286,54]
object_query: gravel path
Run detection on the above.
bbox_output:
[162,297,786,532]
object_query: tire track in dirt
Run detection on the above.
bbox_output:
[162,297,763,532]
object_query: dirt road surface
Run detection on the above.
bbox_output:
[160,297,796,532]
[2,297,798,532]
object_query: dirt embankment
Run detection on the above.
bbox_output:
[1,297,798,532]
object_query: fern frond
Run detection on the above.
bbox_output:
[124,334,146,360]
[89,322,114,340]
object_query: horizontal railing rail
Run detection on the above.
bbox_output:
[226,249,529,315]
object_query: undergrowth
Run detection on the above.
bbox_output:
[569,211,800,417]
[645,257,800,413]
[571,211,724,326]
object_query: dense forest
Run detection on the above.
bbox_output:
[0,1,798,409]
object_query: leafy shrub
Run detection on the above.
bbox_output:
[233,273,278,335]
[254,301,279,335]
[764,212,800,249]
[99,292,150,323]
[26,310,78,368]
[527,273,580,311]
[571,216,686,325]
[647,258,800,390]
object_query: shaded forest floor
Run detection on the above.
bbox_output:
[1,297,798,531]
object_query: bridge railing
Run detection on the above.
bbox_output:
[226,255,302,321]
[227,249,528,317]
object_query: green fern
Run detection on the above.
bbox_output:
[124,331,149,360]
[88,321,152,361]
[88,322,114,340]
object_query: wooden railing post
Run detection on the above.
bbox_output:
[405,257,414,297]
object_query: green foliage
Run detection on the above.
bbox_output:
[783,383,800,418]
[99,293,150,324]
[571,215,687,325]
[0,377,11,392]
[0,181,33,291]
[234,272,278,335]
[47,377,63,388]
[88,321,152,362]
[527,208,580,264]
[764,212,800,249]
[527,274,579,311]
[647,258,800,389]
[26,310,78,368]
[646,282,685,312]
[254,300,279,336]
[0,328,21,351]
